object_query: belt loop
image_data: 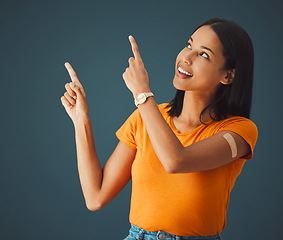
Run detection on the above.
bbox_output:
[136,228,144,240]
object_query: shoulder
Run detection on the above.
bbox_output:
[214,116,258,155]
[216,116,258,133]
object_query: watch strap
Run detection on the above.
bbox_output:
[134,92,154,107]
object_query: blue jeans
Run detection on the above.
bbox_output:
[123,224,223,240]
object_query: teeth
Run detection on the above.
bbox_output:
[178,67,193,76]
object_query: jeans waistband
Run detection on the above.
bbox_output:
[128,224,222,240]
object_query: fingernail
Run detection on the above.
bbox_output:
[128,35,133,40]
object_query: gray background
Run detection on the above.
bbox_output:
[1,0,282,239]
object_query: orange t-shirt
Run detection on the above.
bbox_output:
[116,103,258,236]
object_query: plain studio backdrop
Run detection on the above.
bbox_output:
[1,0,282,239]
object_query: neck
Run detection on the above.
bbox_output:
[178,91,215,127]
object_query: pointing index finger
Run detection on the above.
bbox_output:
[128,35,143,63]
[64,62,86,97]
[64,62,79,83]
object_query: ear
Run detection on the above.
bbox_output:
[221,69,235,85]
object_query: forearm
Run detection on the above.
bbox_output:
[137,97,185,172]
[74,116,102,209]
[123,35,186,172]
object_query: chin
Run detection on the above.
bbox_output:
[173,78,188,91]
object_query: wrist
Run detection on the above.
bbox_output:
[73,114,90,128]
[134,91,154,107]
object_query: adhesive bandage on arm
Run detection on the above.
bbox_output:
[223,133,237,158]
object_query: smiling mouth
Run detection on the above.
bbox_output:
[176,67,193,79]
[177,66,193,77]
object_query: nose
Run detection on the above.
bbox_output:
[185,45,201,64]
[184,59,192,65]
[184,51,193,65]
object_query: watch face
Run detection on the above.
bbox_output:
[137,93,146,104]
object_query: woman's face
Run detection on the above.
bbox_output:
[173,25,228,95]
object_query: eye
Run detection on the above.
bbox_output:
[200,52,209,59]
[185,42,210,60]
[185,42,192,49]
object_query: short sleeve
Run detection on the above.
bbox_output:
[115,109,140,150]
[220,118,258,160]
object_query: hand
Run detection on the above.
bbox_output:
[60,62,88,125]
[122,35,151,98]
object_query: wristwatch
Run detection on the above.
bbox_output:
[134,92,154,107]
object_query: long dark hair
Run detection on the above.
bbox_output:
[166,18,254,122]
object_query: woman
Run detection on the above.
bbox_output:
[60,18,258,240]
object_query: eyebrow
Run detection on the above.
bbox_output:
[190,37,215,55]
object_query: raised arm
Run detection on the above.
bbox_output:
[61,63,136,211]
[122,36,252,173]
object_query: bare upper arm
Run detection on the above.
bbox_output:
[172,130,251,173]
[95,141,136,209]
